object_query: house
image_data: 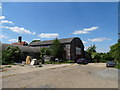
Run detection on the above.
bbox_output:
[29,37,85,62]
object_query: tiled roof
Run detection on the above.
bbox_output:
[12,42,27,45]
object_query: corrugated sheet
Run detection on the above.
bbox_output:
[29,37,80,46]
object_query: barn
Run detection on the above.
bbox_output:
[29,37,85,62]
[1,37,92,62]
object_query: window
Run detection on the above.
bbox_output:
[76,47,81,55]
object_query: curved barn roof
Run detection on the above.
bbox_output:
[29,37,82,46]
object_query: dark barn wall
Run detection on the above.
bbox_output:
[63,44,71,60]
[70,38,84,62]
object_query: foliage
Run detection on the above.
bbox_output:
[86,45,112,63]
[115,63,120,69]
[91,52,101,63]
[63,60,74,63]
[2,46,21,65]
[45,59,74,64]
[86,44,96,55]
[5,66,12,68]
[30,40,40,44]
[50,38,65,59]
[40,48,52,58]
[45,61,61,64]
[86,41,120,66]
[40,48,52,64]
[109,42,120,64]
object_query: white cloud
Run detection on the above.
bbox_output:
[8,39,17,42]
[83,41,87,44]
[32,32,36,35]
[0,35,8,38]
[0,20,14,24]
[2,26,35,35]
[88,37,111,42]
[0,6,2,9]
[33,39,41,40]
[38,33,59,38]
[73,27,98,34]
[0,16,5,19]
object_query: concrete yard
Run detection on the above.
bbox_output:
[1,63,118,88]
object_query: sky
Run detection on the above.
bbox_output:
[0,2,118,53]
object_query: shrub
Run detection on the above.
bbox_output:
[115,63,120,69]
[45,61,61,64]
[2,46,21,65]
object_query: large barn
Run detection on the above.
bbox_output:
[29,37,85,62]
[1,37,92,62]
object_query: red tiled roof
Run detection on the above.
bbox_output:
[12,42,26,45]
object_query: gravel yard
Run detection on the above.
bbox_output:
[1,63,118,88]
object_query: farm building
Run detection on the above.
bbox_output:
[1,43,40,62]
[29,37,85,62]
[1,37,91,62]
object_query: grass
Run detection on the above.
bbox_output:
[35,64,43,67]
[4,66,12,68]
[45,61,61,64]
[20,64,25,66]
[45,60,75,64]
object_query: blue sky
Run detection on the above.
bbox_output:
[0,2,118,52]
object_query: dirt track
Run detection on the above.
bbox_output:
[1,63,118,88]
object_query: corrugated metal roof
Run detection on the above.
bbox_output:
[29,37,80,46]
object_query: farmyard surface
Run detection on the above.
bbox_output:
[1,63,118,88]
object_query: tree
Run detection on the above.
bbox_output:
[86,44,96,55]
[30,40,40,44]
[40,48,52,64]
[50,38,64,60]
[109,42,120,63]
[2,46,21,65]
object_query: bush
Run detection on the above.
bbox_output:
[99,59,107,63]
[45,61,61,64]
[115,63,120,69]
[2,46,21,65]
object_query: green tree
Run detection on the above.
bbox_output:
[30,40,40,44]
[50,38,64,60]
[40,48,52,64]
[2,46,21,65]
[86,44,96,55]
[109,42,120,63]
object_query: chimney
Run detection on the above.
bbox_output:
[18,36,22,43]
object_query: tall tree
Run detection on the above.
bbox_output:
[86,44,96,55]
[109,42,120,63]
[51,38,64,60]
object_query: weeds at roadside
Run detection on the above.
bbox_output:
[20,64,25,66]
[4,66,12,68]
